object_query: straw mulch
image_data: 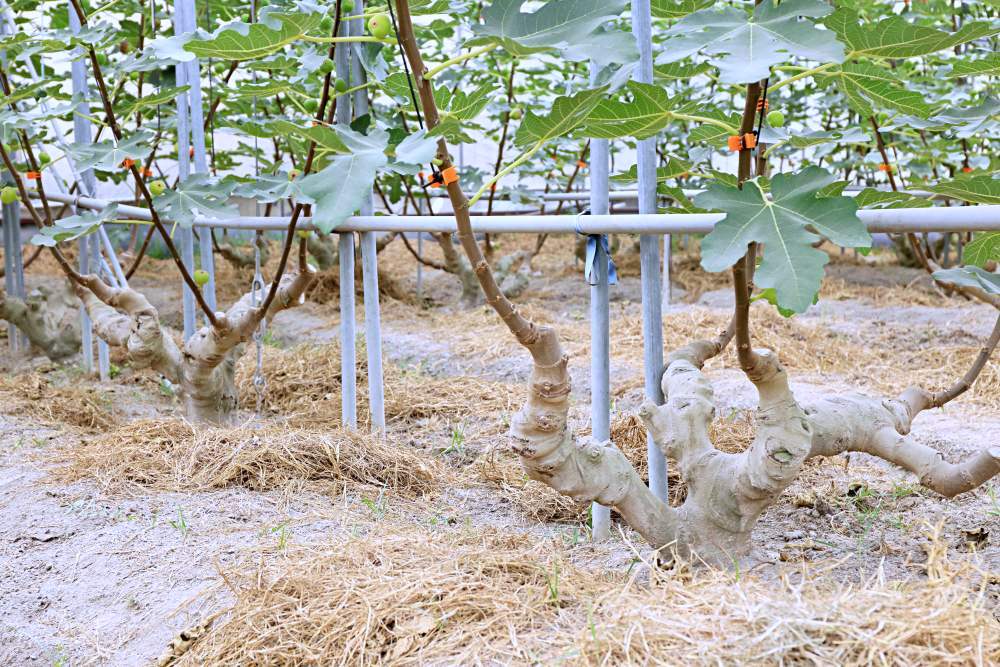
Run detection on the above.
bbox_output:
[52,419,445,496]
[477,411,757,523]
[0,372,118,432]
[235,342,519,429]
[168,526,999,666]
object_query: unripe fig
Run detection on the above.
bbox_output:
[149,180,167,196]
[766,110,785,128]
[193,269,210,287]
[368,13,391,39]
[0,186,18,205]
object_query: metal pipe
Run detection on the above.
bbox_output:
[173,0,196,340]
[2,183,21,355]
[182,0,217,313]
[351,0,385,434]
[589,60,611,542]
[339,232,358,430]
[36,193,1000,234]
[68,7,106,373]
[632,0,668,503]
[336,15,357,430]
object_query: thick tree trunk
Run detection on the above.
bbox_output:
[79,270,314,424]
[0,283,81,361]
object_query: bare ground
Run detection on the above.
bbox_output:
[0,241,998,665]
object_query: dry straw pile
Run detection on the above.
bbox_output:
[54,419,444,496]
[0,372,118,431]
[171,527,999,666]
[236,342,518,429]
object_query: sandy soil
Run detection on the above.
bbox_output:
[1,242,998,665]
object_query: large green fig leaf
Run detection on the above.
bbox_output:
[232,173,302,203]
[31,205,119,247]
[658,0,845,84]
[825,9,1000,59]
[928,98,999,138]
[184,11,325,60]
[948,54,1000,78]
[68,131,154,172]
[582,82,683,140]
[468,0,628,58]
[962,234,1000,268]
[698,167,870,313]
[924,175,1000,205]
[932,266,1000,295]
[651,0,713,20]
[514,87,607,149]
[835,62,935,118]
[611,157,691,185]
[297,127,388,234]
[154,174,238,228]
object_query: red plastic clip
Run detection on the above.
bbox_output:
[727,133,757,152]
[756,99,769,111]
[26,171,41,180]
[962,166,974,173]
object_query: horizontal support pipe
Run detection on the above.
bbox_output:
[32,192,1000,235]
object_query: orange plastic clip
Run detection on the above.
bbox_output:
[727,133,757,152]
[418,171,425,180]
[756,99,769,111]
[489,182,498,192]
[576,160,587,169]
[121,158,135,169]
[26,171,41,180]
[142,167,154,177]
[189,146,195,158]
[962,166,974,173]
[440,165,459,185]
[878,163,893,173]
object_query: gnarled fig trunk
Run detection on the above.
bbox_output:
[1,283,81,361]
[79,270,314,424]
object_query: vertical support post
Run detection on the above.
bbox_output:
[632,0,667,503]
[69,6,109,376]
[182,0,216,313]
[351,0,385,433]
[589,62,611,542]
[78,235,94,372]
[173,0,196,341]
[336,11,357,430]
[2,184,23,355]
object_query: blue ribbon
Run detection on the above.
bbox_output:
[584,234,617,286]
[575,210,617,286]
